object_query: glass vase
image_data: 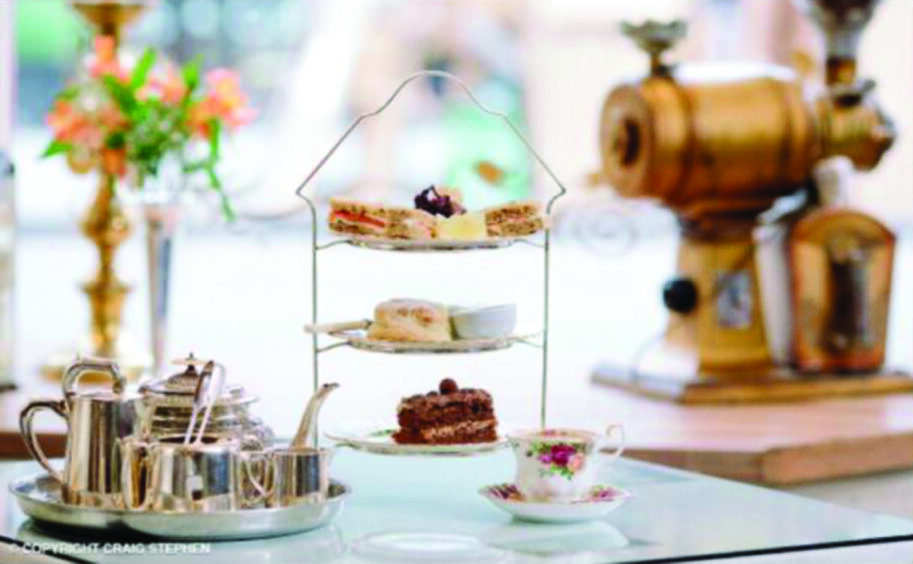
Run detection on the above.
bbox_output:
[142,187,182,378]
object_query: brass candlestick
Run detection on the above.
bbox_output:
[81,174,131,357]
[43,1,151,381]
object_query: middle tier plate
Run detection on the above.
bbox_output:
[327,329,539,354]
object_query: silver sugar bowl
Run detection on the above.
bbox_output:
[139,354,273,451]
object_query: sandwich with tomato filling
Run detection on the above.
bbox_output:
[328,198,436,239]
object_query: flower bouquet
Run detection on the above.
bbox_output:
[41,36,255,377]
[43,36,255,218]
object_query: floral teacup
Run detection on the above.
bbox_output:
[508,426,626,503]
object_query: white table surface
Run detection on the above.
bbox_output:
[2,453,913,563]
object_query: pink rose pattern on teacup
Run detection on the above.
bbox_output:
[527,441,592,480]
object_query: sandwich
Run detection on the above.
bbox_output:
[483,200,545,237]
[328,198,436,239]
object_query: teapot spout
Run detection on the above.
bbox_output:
[291,383,339,448]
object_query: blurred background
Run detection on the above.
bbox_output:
[1,0,911,434]
[11,0,913,223]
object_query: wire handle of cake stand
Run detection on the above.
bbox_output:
[293,69,567,214]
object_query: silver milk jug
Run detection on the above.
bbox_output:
[20,358,145,507]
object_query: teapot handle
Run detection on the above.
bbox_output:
[597,423,627,462]
[62,357,126,398]
[19,399,68,483]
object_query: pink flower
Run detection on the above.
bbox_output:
[568,453,585,472]
[548,444,577,467]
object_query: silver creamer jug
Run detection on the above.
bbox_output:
[20,358,145,508]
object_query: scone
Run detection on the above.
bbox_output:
[367,299,452,342]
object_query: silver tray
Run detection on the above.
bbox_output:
[10,474,350,541]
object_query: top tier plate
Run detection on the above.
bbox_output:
[342,235,525,252]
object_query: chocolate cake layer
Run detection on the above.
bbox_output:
[394,387,498,445]
[393,420,497,445]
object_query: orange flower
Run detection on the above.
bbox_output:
[140,67,187,105]
[161,68,187,105]
[89,36,128,81]
[46,100,77,138]
[186,69,256,138]
[46,100,105,150]
[187,102,214,138]
[98,103,127,130]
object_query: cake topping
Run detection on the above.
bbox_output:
[414,186,465,218]
[439,378,459,395]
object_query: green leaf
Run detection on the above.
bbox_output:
[41,139,72,158]
[103,75,137,115]
[182,160,210,173]
[207,119,221,160]
[206,166,221,190]
[105,131,126,149]
[56,85,80,101]
[220,196,237,222]
[204,163,236,222]
[182,56,202,94]
[129,48,157,91]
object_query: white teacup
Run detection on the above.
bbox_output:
[508,426,625,502]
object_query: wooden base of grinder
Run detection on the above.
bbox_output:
[593,362,913,404]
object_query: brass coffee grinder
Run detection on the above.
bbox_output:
[594,0,904,403]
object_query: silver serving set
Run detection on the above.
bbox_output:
[12,355,347,540]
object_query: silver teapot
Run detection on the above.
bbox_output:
[138,354,273,451]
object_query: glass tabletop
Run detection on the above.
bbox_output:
[1,451,913,563]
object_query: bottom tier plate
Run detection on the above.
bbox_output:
[10,474,350,541]
[325,422,510,456]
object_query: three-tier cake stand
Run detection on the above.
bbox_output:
[295,71,566,454]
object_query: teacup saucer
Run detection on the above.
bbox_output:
[480,483,631,524]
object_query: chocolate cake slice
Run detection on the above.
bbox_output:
[393,379,498,445]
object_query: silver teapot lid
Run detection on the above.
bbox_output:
[140,354,252,404]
